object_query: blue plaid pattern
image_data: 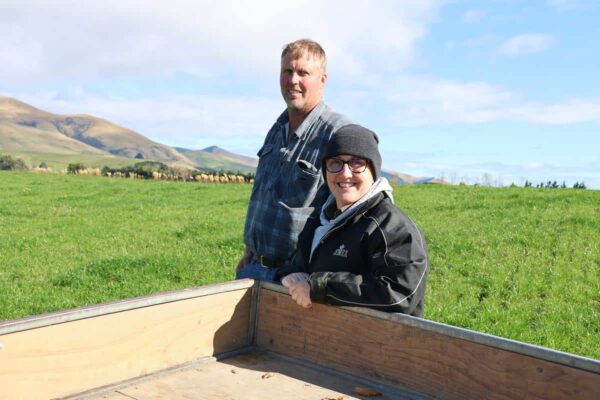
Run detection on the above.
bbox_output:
[235,261,278,282]
[244,102,352,263]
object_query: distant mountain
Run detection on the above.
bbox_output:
[414,177,444,185]
[0,96,195,168]
[202,146,258,167]
[381,169,436,185]
[175,146,257,174]
[1,96,436,183]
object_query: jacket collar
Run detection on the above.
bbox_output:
[320,177,394,226]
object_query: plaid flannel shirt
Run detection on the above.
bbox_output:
[243,102,351,264]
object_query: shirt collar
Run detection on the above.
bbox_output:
[276,101,326,140]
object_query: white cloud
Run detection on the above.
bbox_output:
[499,34,554,56]
[547,0,572,9]
[0,23,45,76]
[372,76,512,126]
[462,9,486,23]
[526,162,545,169]
[0,0,441,85]
[355,75,600,127]
[546,0,592,11]
[509,99,600,124]
[0,0,445,153]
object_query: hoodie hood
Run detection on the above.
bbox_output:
[310,177,394,261]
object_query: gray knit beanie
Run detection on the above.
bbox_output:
[323,124,381,179]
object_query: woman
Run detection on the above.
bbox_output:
[277,124,429,317]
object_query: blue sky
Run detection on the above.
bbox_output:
[1,0,599,187]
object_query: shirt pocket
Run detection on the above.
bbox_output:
[285,159,323,208]
[254,144,276,186]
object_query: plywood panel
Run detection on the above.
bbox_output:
[0,288,252,400]
[82,351,411,400]
[256,288,600,400]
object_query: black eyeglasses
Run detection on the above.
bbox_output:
[325,157,369,173]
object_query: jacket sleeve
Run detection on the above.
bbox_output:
[275,251,305,281]
[308,211,429,316]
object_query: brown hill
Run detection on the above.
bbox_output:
[0,96,194,167]
[201,146,258,167]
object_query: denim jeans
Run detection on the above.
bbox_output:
[235,261,278,282]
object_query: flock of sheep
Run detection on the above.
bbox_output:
[43,166,254,184]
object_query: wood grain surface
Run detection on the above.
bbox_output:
[82,351,409,400]
[255,287,600,400]
[0,288,251,400]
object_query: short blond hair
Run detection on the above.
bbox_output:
[281,38,327,72]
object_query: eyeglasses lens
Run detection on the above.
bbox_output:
[326,158,367,173]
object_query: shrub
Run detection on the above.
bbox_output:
[67,163,85,174]
[0,154,29,171]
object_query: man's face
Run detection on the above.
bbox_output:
[280,52,327,115]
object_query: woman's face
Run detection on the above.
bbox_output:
[325,154,375,209]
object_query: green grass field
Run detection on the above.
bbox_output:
[1,171,598,360]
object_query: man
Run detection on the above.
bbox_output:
[236,38,352,281]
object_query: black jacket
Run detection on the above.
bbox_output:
[278,192,429,317]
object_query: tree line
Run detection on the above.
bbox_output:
[1,153,590,189]
[0,154,255,183]
[67,161,255,183]
[523,180,587,190]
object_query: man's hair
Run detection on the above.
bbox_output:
[281,38,327,72]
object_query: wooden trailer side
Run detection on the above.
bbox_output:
[0,281,254,400]
[256,283,600,400]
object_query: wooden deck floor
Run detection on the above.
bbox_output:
[78,351,417,400]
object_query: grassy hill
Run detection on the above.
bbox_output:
[0,104,106,156]
[1,171,598,360]
[0,96,196,168]
[5,150,138,171]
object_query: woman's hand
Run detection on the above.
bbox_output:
[281,273,312,308]
[289,281,312,308]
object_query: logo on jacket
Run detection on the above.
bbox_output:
[333,244,348,258]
